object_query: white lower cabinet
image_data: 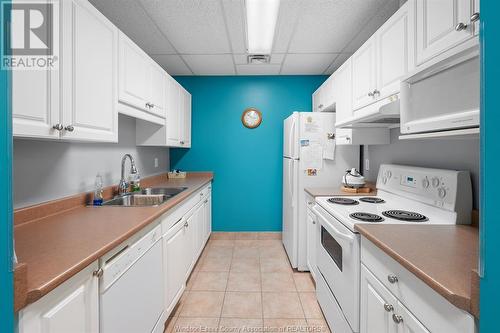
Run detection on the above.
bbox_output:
[203,193,212,243]
[19,262,99,333]
[306,198,318,281]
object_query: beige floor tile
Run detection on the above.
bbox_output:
[219,318,263,331]
[199,256,232,272]
[234,232,259,240]
[259,247,288,260]
[174,317,220,332]
[233,246,259,259]
[299,292,323,319]
[230,257,260,272]
[261,272,296,292]
[258,239,283,248]
[164,316,178,333]
[209,239,235,247]
[262,292,305,319]
[307,319,330,333]
[179,292,225,318]
[170,292,188,318]
[234,239,260,248]
[258,232,282,240]
[260,257,293,273]
[222,292,263,318]
[191,272,229,291]
[211,232,236,240]
[185,271,198,291]
[293,273,315,292]
[204,246,234,259]
[227,271,261,292]
[263,319,308,332]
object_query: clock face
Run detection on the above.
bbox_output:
[242,108,262,129]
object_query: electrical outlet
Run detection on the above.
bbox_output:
[154,157,159,168]
[365,158,370,171]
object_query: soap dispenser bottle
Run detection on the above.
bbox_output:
[93,173,104,206]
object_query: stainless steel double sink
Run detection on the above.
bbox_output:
[102,187,187,207]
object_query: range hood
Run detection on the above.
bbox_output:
[336,95,400,128]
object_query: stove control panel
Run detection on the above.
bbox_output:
[376,165,472,224]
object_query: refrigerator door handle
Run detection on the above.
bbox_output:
[288,160,294,207]
[289,118,296,158]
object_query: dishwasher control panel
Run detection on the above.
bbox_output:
[100,225,161,291]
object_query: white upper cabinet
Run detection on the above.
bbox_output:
[13,0,118,142]
[60,0,118,142]
[376,3,415,100]
[181,87,192,148]
[166,76,182,147]
[415,0,476,66]
[351,36,377,110]
[334,59,353,125]
[118,33,166,124]
[312,76,335,112]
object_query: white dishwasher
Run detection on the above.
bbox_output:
[99,224,164,333]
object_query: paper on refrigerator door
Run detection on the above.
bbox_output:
[301,141,323,171]
[323,136,336,160]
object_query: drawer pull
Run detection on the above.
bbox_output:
[383,303,394,312]
[387,274,398,284]
[392,314,403,324]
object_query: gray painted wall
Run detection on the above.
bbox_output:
[366,129,480,208]
[13,115,169,208]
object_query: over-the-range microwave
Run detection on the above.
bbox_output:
[400,49,479,134]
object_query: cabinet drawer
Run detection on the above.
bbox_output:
[361,238,475,333]
[161,189,203,235]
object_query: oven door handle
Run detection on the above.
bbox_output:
[312,206,356,244]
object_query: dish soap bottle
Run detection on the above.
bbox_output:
[129,172,141,192]
[93,173,104,206]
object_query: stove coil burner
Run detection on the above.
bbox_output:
[359,197,385,204]
[382,210,428,222]
[328,198,359,205]
[349,212,384,223]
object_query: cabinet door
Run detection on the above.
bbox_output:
[60,0,118,142]
[352,36,377,110]
[472,0,480,36]
[306,209,317,280]
[166,77,181,147]
[334,59,353,125]
[118,33,149,111]
[360,265,398,333]
[312,88,321,112]
[189,204,205,261]
[376,2,414,99]
[149,63,166,118]
[415,0,474,66]
[19,262,98,333]
[163,221,189,312]
[182,89,192,147]
[396,302,431,333]
[204,195,212,242]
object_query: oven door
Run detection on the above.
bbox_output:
[312,205,360,332]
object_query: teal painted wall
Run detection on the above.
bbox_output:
[1,1,14,332]
[171,76,326,232]
[480,1,499,331]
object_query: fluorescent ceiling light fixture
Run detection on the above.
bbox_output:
[246,0,280,54]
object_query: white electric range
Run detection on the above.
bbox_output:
[312,164,473,333]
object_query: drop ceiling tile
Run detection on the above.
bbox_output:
[236,64,282,75]
[343,0,400,53]
[88,0,175,55]
[221,0,246,53]
[287,0,390,53]
[271,54,285,64]
[272,0,303,53]
[281,54,337,75]
[324,52,352,74]
[233,54,248,65]
[183,55,235,75]
[152,55,193,75]
[140,0,231,54]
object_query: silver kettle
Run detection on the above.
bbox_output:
[342,168,366,188]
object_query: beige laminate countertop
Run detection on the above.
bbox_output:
[14,173,213,310]
[355,224,479,317]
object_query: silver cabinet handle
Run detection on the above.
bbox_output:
[150,103,155,108]
[392,314,403,324]
[65,125,74,132]
[455,22,468,31]
[387,275,398,284]
[93,268,103,278]
[346,137,351,142]
[184,221,189,228]
[384,303,394,312]
[318,104,324,109]
[52,124,63,131]
[368,91,374,97]
[312,220,316,225]
[470,12,480,23]
[180,141,185,145]
[373,89,380,97]
[204,199,208,204]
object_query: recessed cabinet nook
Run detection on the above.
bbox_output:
[11,0,191,147]
[313,0,480,144]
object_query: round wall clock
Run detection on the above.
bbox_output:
[241,108,262,129]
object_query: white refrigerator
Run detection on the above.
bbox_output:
[282,112,358,270]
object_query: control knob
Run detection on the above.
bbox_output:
[438,187,447,199]
[431,177,440,188]
[422,177,430,189]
